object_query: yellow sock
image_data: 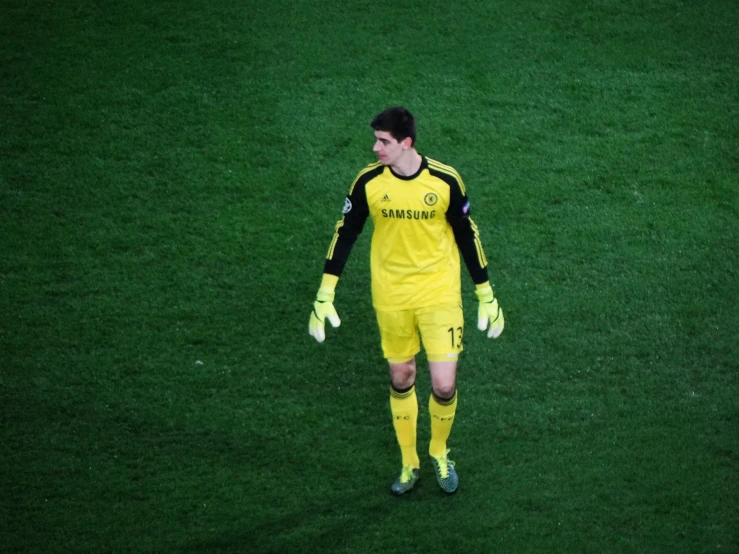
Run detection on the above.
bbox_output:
[429,390,458,458]
[390,385,420,468]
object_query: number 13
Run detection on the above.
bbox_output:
[448,326,463,349]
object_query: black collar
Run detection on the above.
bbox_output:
[389,155,427,181]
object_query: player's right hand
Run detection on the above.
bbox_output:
[309,286,341,343]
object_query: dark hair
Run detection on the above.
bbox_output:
[370,106,416,146]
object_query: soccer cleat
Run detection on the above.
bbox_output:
[391,466,419,495]
[430,450,458,493]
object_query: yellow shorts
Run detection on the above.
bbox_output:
[375,303,464,363]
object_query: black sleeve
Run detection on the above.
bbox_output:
[446,177,490,285]
[323,177,370,277]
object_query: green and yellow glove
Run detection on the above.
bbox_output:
[309,274,341,343]
[475,282,505,339]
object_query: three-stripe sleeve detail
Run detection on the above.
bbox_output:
[469,217,488,268]
[326,218,344,260]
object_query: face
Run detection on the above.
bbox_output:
[373,130,411,166]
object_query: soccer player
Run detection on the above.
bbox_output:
[308,106,504,495]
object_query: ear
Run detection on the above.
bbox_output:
[401,136,413,150]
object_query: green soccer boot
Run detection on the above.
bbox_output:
[391,466,420,495]
[430,449,458,494]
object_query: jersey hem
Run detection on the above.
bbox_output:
[372,298,462,312]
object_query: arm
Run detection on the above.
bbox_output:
[323,179,370,278]
[446,176,505,339]
[309,171,372,343]
[445,174,489,285]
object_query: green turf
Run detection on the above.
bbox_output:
[2,0,737,552]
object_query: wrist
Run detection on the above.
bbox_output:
[320,273,339,289]
[317,274,338,302]
[474,282,494,302]
[316,287,335,302]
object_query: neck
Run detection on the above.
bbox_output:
[392,150,422,177]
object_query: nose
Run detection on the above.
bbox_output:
[373,140,382,153]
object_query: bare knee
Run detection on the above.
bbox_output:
[431,381,456,400]
[389,358,416,390]
[429,361,457,400]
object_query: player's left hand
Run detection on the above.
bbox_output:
[475,284,504,339]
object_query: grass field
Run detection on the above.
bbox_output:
[2,0,738,552]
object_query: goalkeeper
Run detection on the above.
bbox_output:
[309,106,504,495]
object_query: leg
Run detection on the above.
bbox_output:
[418,303,463,494]
[428,360,458,457]
[427,361,459,493]
[388,358,421,494]
[389,357,420,470]
[417,303,463,458]
[376,309,421,494]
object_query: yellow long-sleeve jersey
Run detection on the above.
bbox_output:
[324,156,489,311]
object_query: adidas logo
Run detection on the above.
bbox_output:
[382,194,391,202]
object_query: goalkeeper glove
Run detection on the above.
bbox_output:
[309,285,341,343]
[475,283,505,339]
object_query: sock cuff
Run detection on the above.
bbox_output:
[390,384,416,399]
[431,389,457,406]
